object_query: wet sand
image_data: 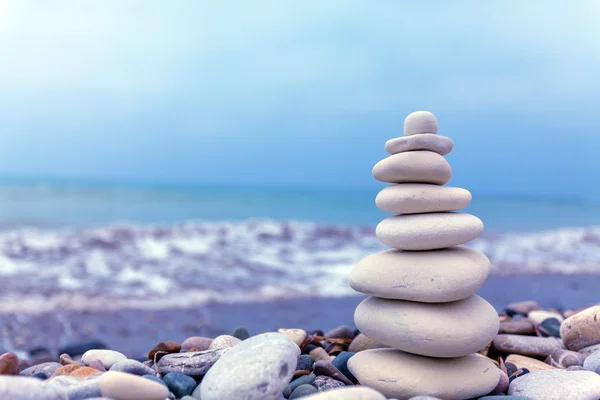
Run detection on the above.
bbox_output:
[0,274,598,357]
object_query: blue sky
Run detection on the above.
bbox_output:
[0,1,599,199]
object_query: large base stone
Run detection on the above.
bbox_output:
[347,348,500,400]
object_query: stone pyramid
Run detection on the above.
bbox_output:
[347,111,501,399]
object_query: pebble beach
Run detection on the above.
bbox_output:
[2,301,600,399]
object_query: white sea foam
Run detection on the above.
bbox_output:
[0,220,598,313]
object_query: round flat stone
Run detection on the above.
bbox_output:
[376,184,471,215]
[354,294,498,358]
[385,134,453,155]
[372,151,451,185]
[376,212,483,250]
[349,247,490,302]
[347,348,500,399]
[404,111,438,136]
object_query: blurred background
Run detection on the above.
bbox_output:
[0,0,599,354]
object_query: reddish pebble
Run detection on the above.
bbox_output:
[0,352,19,375]
[70,366,103,378]
[148,341,181,360]
[51,364,83,377]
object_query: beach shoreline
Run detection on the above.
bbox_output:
[1,273,598,358]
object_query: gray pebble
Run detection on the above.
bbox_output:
[232,326,250,341]
[20,362,62,377]
[289,383,318,398]
[290,373,316,391]
[110,359,155,376]
[583,350,600,371]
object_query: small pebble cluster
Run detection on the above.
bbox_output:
[2,302,600,399]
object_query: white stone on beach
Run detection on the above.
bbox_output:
[385,134,453,155]
[349,246,490,302]
[376,212,483,250]
[347,349,500,399]
[100,371,169,400]
[354,294,499,358]
[81,350,127,369]
[372,151,451,185]
[508,370,600,399]
[376,184,471,214]
[200,332,299,400]
[404,111,438,136]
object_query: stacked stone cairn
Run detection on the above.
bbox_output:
[347,111,501,399]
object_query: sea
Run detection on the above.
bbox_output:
[1,179,600,314]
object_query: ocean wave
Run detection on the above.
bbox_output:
[0,220,598,313]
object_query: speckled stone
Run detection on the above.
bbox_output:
[376,213,483,251]
[312,375,345,392]
[561,306,600,351]
[508,370,600,399]
[157,348,229,377]
[385,134,453,156]
[349,247,490,302]
[355,294,498,358]
[296,355,315,371]
[348,349,500,399]
[372,151,451,185]
[199,332,299,400]
[580,344,600,357]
